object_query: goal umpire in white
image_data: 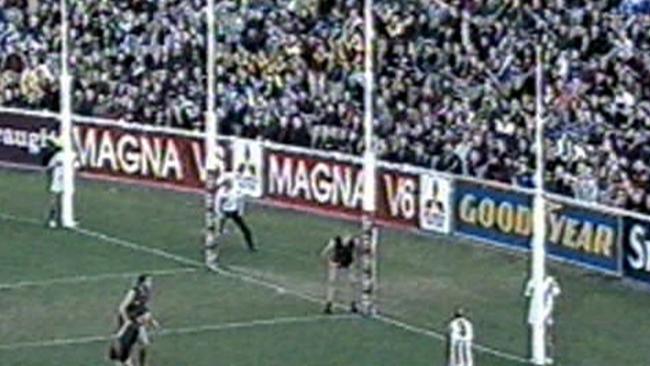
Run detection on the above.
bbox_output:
[215,173,256,252]
[44,138,64,228]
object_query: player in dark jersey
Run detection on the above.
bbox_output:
[109,310,156,366]
[321,235,359,314]
[116,274,159,366]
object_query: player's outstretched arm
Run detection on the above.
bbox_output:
[321,240,334,259]
[149,316,161,330]
[118,290,136,321]
[523,279,534,297]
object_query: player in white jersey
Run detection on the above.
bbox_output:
[45,140,64,228]
[206,173,256,269]
[525,276,561,364]
[447,308,474,366]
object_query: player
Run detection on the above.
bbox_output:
[216,174,256,250]
[109,311,158,366]
[321,234,359,314]
[447,308,474,366]
[116,274,159,366]
[44,138,64,228]
[525,276,561,364]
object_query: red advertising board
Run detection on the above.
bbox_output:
[264,148,418,228]
[73,123,229,189]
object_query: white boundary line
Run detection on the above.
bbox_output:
[0,314,353,351]
[0,268,196,291]
[75,226,323,305]
[73,227,201,268]
[374,314,530,364]
[0,161,44,172]
[0,213,531,364]
[0,212,41,225]
[74,227,532,364]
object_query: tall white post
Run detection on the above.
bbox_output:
[530,45,547,365]
[60,0,75,228]
[205,0,217,174]
[360,0,378,316]
[204,0,220,266]
[361,0,376,214]
[206,0,217,148]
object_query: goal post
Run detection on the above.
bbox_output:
[360,0,378,316]
[361,151,378,316]
[60,0,75,228]
[204,0,220,267]
[528,44,549,365]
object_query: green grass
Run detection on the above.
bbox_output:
[1,167,648,366]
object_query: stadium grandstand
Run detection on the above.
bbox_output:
[1,0,649,212]
[1,0,650,366]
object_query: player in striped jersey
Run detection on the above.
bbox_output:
[321,235,360,314]
[115,274,159,366]
[447,308,474,366]
[109,310,157,366]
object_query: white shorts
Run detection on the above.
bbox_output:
[328,263,356,283]
[449,339,473,366]
[137,326,150,346]
[50,182,63,194]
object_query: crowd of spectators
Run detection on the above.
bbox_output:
[1,0,649,214]
[1,0,207,127]
[214,0,365,154]
[67,0,207,127]
[542,1,650,213]
[0,0,59,110]
[368,0,650,215]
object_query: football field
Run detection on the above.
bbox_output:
[1,167,648,366]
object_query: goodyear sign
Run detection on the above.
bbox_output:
[546,203,619,273]
[454,181,620,273]
[623,218,650,282]
[454,181,533,249]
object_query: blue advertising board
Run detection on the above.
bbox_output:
[546,203,619,273]
[453,181,621,274]
[454,181,533,249]
[622,217,650,283]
